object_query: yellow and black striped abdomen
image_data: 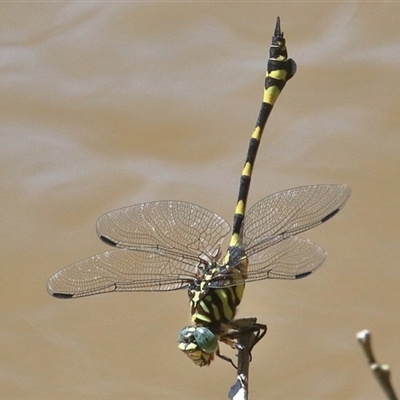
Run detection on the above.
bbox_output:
[230,18,296,248]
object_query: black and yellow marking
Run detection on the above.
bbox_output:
[190,279,245,326]
[229,17,297,248]
[188,17,296,337]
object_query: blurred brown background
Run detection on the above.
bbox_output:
[1,2,399,399]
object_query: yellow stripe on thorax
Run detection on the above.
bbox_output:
[191,309,212,324]
[215,288,235,321]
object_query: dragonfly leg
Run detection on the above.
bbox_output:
[216,318,267,367]
[216,347,238,369]
[226,317,268,359]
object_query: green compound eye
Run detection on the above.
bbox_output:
[178,327,194,344]
[193,327,218,353]
[178,326,218,353]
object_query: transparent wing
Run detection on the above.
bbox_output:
[207,237,325,288]
[206,184,349,288]
[245,236,326,281]
[47,249,201,298]
[96,200,230,261]
[242,184,351,255]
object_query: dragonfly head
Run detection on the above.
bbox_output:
[178,326,218,367]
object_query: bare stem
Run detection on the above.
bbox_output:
[357,329,398,400]
[228,331,258,400]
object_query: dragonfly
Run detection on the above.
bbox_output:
[47,17,351,367]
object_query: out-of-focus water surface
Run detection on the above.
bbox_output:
[2,3,399,399]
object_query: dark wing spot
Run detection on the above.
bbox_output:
[52,292,74,299]
[295,271,313,279]
[99,235,117,246]
[321,208,340,223]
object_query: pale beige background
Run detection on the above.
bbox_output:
[1,2,399,399]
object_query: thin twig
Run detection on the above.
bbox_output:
[357,329,398,400]
[228,331,258,400]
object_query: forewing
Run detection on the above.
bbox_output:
[242,184,350,255]
[47,249,199,298]
[97,201,230,261]
[245,236,326,281]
